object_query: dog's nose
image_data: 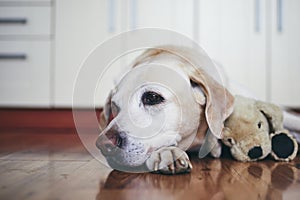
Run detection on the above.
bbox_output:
[248,146,263,159]
[96,130,123,156]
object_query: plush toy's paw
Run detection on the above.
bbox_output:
[270,130,298,161]
[146,146,192,174]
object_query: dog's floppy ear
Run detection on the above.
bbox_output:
[270,130,298,161]
[189,69,234,139]
[255,101,283,132]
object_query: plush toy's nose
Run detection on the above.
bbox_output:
[248,146,263,159]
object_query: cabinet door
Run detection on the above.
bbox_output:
[270,0,300,107]
[54,0,122,107]
[0,41,51,107]
[221,0,267,100]
[131,0,194,38]
[197,0,222,61]
[198,0,267,100]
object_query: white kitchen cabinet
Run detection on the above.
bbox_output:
[196,0,221,61]
[0,2,52,107]
[54,0,195,107]
[1,0,298,108]
[0,41,51,106]
[198,0,300,106]
[220,0,267,100]
[197,0,267,100]
[54,0,300,107]
[270,0,300,107]
[131,0,194,38]
[54,0,123,107]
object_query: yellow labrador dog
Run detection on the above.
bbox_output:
[96,46,234,174]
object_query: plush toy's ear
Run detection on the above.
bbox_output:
[255,101,284,132]
[189,69,234,139]
[270,130,298,161]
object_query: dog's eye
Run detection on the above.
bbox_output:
[141,91,165,106]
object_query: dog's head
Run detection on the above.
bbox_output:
[96,47,234,171]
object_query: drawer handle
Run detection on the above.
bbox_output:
[108,0,115,33]
[0,53,27,60]
[0,18,27,24]
[254,0,260,32]
[130,0,137,30]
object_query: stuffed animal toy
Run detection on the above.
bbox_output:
[221,95,298,162]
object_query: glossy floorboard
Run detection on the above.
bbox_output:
[0,129,300,200]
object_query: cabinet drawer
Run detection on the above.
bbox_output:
[0,6,51,36]
[0,41,51,107]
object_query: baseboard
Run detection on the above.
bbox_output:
[0,108,102,129]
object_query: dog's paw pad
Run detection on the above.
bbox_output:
[146,146,192,174]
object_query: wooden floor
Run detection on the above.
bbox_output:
[0,128,299,200]
[1,109,300,200]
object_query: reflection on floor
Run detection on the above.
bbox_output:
[0,130,299,200]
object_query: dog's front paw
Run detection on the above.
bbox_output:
[146,146,192,174]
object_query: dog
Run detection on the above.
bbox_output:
[96,46,234,174]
